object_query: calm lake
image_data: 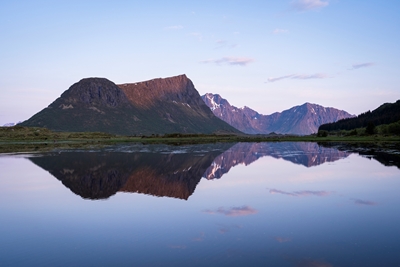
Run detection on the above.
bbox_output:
[1,142,399,267]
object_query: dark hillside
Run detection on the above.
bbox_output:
[319,100,400,131]
[20,75,240,135]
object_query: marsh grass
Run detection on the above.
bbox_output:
[1,126,399,153]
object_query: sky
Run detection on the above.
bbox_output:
[1,0,400,125]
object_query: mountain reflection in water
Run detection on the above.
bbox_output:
[28,142,363,200]
[320,142,400,169]
[203,142,350,179]
[29,143,233,200]
[4,142,400,267]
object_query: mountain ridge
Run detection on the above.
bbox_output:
[20,75,240,135]
[202,93,354,135]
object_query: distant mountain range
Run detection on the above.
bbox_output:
[2,123,16,127]
[28,142,351,200]
[2,122,22,127]
[203,142,350,179]
[319,100,400,131]
[202,93,354,135]
[20,75,239,135]
[27,142,399,200]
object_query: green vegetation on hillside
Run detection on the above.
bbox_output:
[19,77,241,135]
[319,100,400,131]
[317,119,400,137]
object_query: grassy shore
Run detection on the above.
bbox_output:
[1,126,400,153]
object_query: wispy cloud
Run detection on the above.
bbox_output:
[273,236,292,243]
[215,40,238,49]
[267,74,294,82]
[217,224,242,234]
[192,232,205,242]
[189,32,203,41]
[219,227,230,234]
[203,206,257,217]
[168,245,186,249]
[269,189,331,197]
[267,73,328,82]
[352,198,377,206]
[295,258,333,267]
[273,28,289,34]
[292,0,329,11]
[350,62,375,70]
[165,25,183,30]
[292,73,329,79]
[201,57,254,66]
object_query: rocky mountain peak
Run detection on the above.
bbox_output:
[118,74,202,109]
[202,93,354,135]
[203,93,231,111]
[55,77,130,108]
[20,75,239,135]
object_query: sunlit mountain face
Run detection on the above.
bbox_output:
[202,93,354,135]
[20,76,240,135]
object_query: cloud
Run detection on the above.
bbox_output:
[352,198,377,206]
[269,189,331,197]
[273,236,292,243]
[217,224,242,234]
[168,245,186,249]
[350,62,375,70]
[201,57,254,66]
[203,206,257,217]
[295,258,333,267]
[292,0,329,11]
[267,73,328,82]
[215,40,238,49]
[273,28,289,34]
[267,74,295,82]
[192,232,205,242]
[165,25,183,30]
[292,73,329,79]
[189,32,203,41]
[219,227,230,234]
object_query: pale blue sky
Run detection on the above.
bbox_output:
[1,0,399,124]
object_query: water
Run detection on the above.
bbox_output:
[0,142,399,267]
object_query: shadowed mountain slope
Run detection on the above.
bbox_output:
[319,100,400,131]
[28,143,233,200]
[202,93,354,135]
[28,142,354,199]
[20,75,240,135]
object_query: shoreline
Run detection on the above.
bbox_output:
[1,126,400,153]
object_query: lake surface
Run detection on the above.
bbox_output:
[1,142,400,267]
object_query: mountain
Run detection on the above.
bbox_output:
[27,142,353,199]
[20,75,240,135]
[202,93,354,135]
[319,100,400,131]
[320,143,400,170]
[28,143,233,200]
[203,142,351,179]
[2,123,16,127]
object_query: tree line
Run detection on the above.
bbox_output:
[319,100,400,132]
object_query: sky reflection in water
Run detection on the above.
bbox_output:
[0,142,399,267]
